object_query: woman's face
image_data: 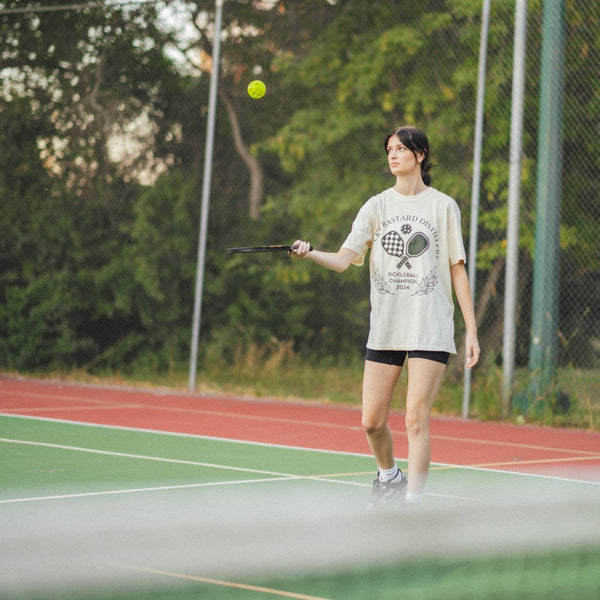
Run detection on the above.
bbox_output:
[386,135,422,177]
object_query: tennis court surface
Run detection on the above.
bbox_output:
[1,377,599,599]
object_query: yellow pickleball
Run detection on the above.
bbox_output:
[247,80,266,99]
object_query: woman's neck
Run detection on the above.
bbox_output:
[394,176,428,196]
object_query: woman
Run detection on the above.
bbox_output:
[292,126,480,509]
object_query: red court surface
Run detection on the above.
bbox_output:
[1,376,600,482]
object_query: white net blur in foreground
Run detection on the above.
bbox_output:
[1,474,599,598]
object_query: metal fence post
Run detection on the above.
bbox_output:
[524,0,566,412]
[189,0,224,391]
[502,0,528,416]
[462,0,491,419]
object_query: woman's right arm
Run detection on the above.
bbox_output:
[292,240,358,273]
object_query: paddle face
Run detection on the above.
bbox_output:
[225,244,313,254]
[381,231,404,259]
[406,232,429,257]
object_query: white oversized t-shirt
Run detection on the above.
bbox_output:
[341,187,466,354]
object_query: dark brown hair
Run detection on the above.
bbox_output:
[384,126,433,185]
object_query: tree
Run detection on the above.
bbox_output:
[0,0,187,368]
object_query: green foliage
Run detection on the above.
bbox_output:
[261,1,489,245]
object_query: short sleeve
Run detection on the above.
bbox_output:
[341,200,376,267]
[448,200,467,266]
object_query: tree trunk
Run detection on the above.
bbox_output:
[220,92,264,220]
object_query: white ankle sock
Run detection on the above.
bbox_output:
[404,491,423,505]
[379,465,400,482]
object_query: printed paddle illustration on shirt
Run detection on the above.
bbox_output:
[381,225,430,269]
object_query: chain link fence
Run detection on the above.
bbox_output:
[0,0,598,426]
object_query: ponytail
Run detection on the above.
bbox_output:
[420,150,433,186]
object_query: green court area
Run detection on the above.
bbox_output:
[1,415,599,600]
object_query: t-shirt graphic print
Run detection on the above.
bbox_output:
[375,219,437,296]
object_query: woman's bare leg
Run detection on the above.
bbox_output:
[404,358,446,495]
[361,360,402,471]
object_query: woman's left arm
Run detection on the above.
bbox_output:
[450,262,481,369]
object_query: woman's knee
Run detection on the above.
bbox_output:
[362,414,387,436]
[405,410,428,439]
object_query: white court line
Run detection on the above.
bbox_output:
[0,412,371,458]
[0,436,371,505]
[0,436,372,488]
[0,436,297,476]
[4,432,593,510]
[0,477,301,505]
[2,415,599,498]
[5,412,600,471]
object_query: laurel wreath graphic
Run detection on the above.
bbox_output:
[413,269,438,296]
[372,267,393,295]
